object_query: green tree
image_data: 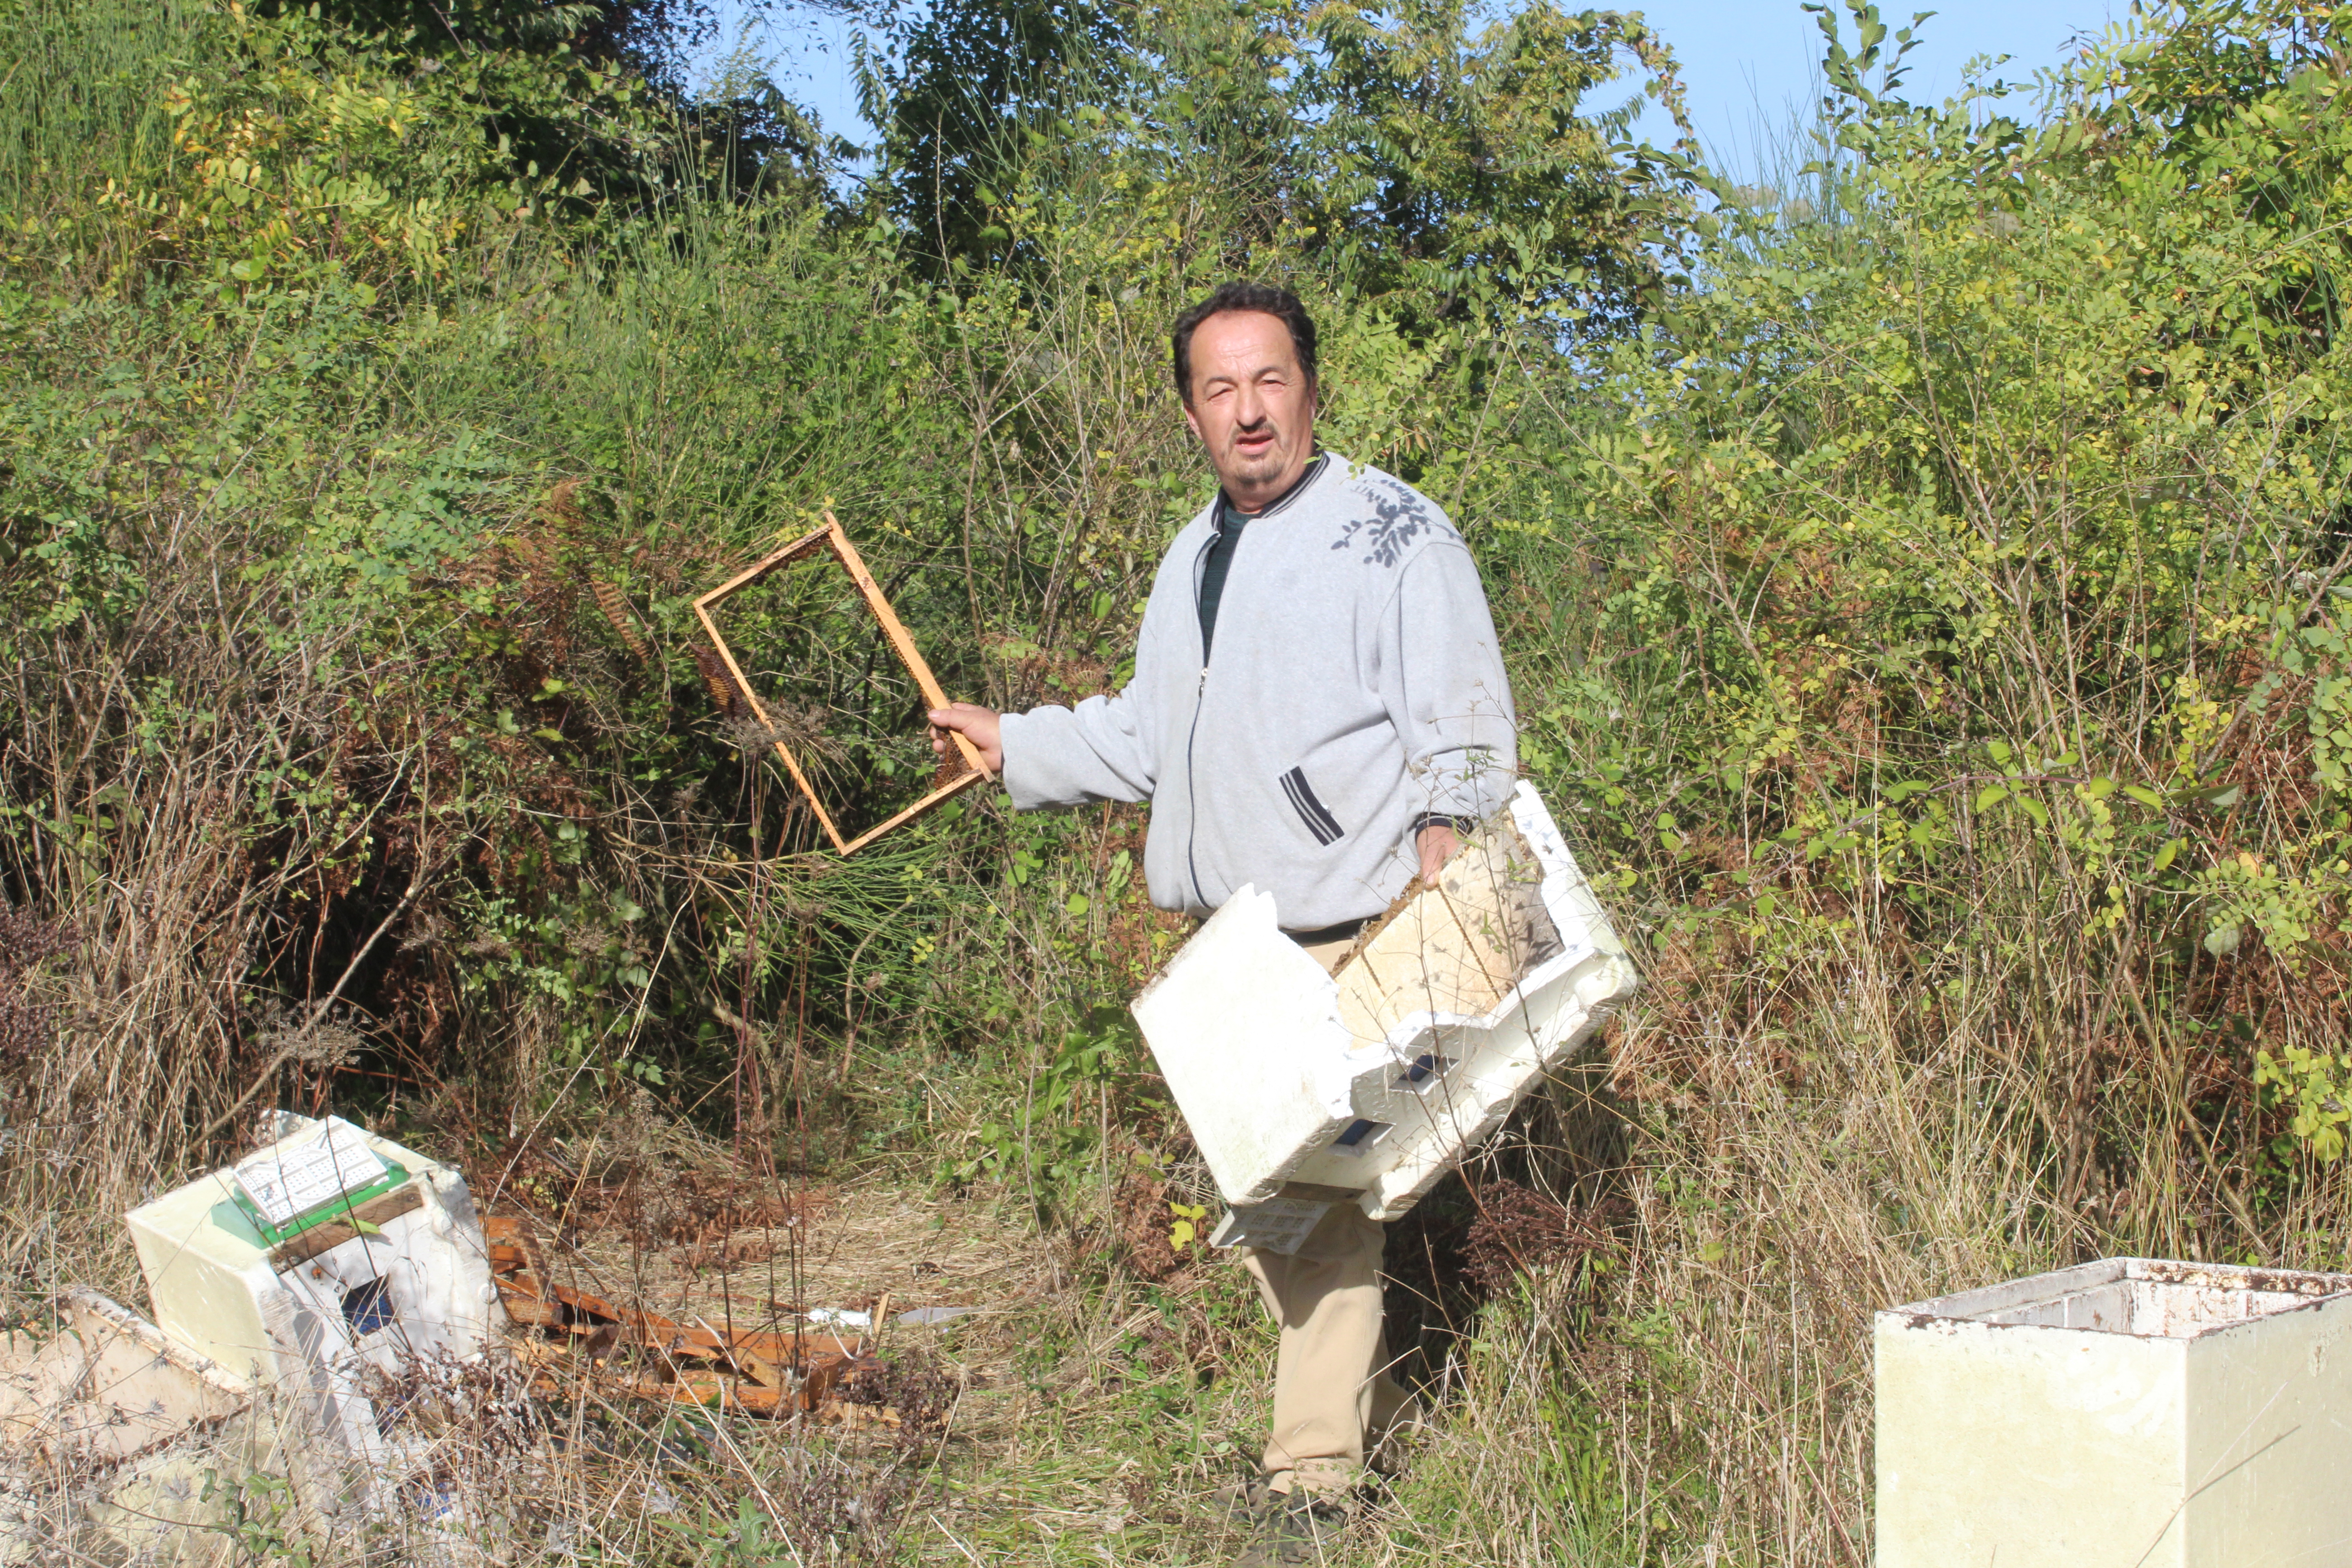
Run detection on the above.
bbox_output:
[865,0,1127,271]
[1288,0,1694,326]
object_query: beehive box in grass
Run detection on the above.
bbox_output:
[1132,781,1637,1248]
[126,1113,504,1478]
[1875,1257,2352,1567]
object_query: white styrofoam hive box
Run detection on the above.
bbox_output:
[1132,781,1637,1237]
[125,1114,504,1471]
[1876,1257,2352,1567]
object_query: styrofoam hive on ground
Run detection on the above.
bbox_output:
[1132,781,1638,1225]
[1876,1257,2352,1567]
[124,1114,503,1475]
[24,1290,279,1563]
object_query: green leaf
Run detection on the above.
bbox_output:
[1065,893,1090,916]
[2154,838,2183,872]
[1974,784,2010,812]
[2122,784,2164,808]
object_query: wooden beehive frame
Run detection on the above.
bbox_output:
[693,512,991,855]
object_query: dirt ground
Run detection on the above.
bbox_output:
[470,1152,1301,1565]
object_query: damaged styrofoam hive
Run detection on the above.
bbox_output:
[1132,781,1637,1243]
[1876,1257,2352,1568]
[0,1288,272,1564]
[124,1113,504,1479]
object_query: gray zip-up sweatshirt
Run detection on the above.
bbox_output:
[998,453,1516,931]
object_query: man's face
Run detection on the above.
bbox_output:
[1181,310,1317,511]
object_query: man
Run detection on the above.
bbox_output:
[929,280,1515,1563]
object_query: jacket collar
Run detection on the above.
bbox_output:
[1215,452,1328,533]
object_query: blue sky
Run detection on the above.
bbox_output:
[1622,0,2128,167]
[696,0,2133,171]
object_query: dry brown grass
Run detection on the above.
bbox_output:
[0,519,384,1302]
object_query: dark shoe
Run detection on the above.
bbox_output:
[1231,1490,1347,1566]
[1212,1473,1273,1523]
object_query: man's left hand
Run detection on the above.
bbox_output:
[1416,823,1459,884]
[927,703,1004,774]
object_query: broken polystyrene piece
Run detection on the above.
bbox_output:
[0,1328,90,1455]
[893,1305,975,1326]
[1206,1188,1343,1256]
[0,1290,294,1563]
[1133,781,1639,1223]
[805,1308,872,1328]
[49,1289,252,1464]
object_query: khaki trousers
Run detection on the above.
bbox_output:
[1235,933,1413,1497]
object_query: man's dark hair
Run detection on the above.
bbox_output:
[1171,282,1318,404]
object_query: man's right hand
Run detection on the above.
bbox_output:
[928,703,1004,774]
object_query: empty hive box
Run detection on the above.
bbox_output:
[1131,781,1638,1245]
[1876,1257,2352,1567]
[125,1114,503,1473]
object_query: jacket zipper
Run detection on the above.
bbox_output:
[1183,510,1222,909]
[1181,460,1325,911]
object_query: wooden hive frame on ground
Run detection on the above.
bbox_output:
[693,512,992,855]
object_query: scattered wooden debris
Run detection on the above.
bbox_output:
[485,1217,899,1426]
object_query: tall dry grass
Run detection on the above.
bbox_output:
[0,514,389,1286]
